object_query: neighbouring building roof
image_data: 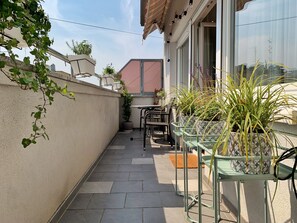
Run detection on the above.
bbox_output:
[140,0,172,40]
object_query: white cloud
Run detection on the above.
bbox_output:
[121,0,134,29]
[42,0,61,19]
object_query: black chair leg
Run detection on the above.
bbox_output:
[143,123,146,151]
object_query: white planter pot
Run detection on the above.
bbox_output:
[228,132,272,174]
[68,55,96,76]
[100,75,115,86]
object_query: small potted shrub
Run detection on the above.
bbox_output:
[66,40,96,76]
[122,89,134,130]
[100,64,116,86]
[103,63,115,75]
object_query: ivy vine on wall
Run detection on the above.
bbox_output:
[0,0,74,148]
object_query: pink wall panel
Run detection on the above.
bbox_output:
[143,62,162,92]
[121,60,141,93]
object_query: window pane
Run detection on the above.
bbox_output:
[143,61,162,93]
[179,39,189,87]
[235,0,297,83]
[120,60,141,93]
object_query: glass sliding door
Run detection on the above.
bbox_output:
[234,0,297,83]
[196,5,217,88]
[198,23,216,87]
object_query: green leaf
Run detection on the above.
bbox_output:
[0,61,5,68]
[23,57,30,65]
[32,124,39,132]
[22,138,32,148]
[34,111,41,119]
[19,77,31,85]
[62,87,68,95]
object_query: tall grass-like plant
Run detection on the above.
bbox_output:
[193,89,222,121]
[212,63,297,172]
[176,86,201,116]
[175,86,202,133]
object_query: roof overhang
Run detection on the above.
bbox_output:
[140,0,172,40]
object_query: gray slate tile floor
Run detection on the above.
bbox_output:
[58,130,236,223]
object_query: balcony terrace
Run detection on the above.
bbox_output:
[0,65,236,222]
[57,130,236,223]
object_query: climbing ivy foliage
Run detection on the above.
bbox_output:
[0,0,74,148]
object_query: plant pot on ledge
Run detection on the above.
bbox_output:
[66,40,95,77]
[68,54,96,77]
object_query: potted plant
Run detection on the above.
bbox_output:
[212,63,297,174]
[122,89,134,130]
[66,40,96,76]
[100,64,116,86]
[156,88,166,107]
[193,90,225,140]
[176,86,201,134]
[103,63,115,75]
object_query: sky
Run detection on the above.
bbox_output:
[41,0,163,84]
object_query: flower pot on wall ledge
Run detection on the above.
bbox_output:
[68,55,96,77]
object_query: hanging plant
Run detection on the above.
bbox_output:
[0,0,74,148]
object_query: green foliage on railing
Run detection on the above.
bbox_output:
[0,0,74,148]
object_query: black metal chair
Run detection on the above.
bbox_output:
[139,106,162,131]
[143,99,175,151]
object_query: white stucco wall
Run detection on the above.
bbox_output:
[0,70,120,223]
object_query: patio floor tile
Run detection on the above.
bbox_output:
[125,192,162,208]
[93,164,119,173]
[143,180,174,192]
[59,210,103,223]
[111,181,142,193]
[160,191,184,207]
[132,158,154,164]
[143,208,186,223]
[129,171,157,181]
[87,193,126,209]
[68,194,93,210]
[108,145,125,150]
[101,208,142,223]
[78,182,113,194]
